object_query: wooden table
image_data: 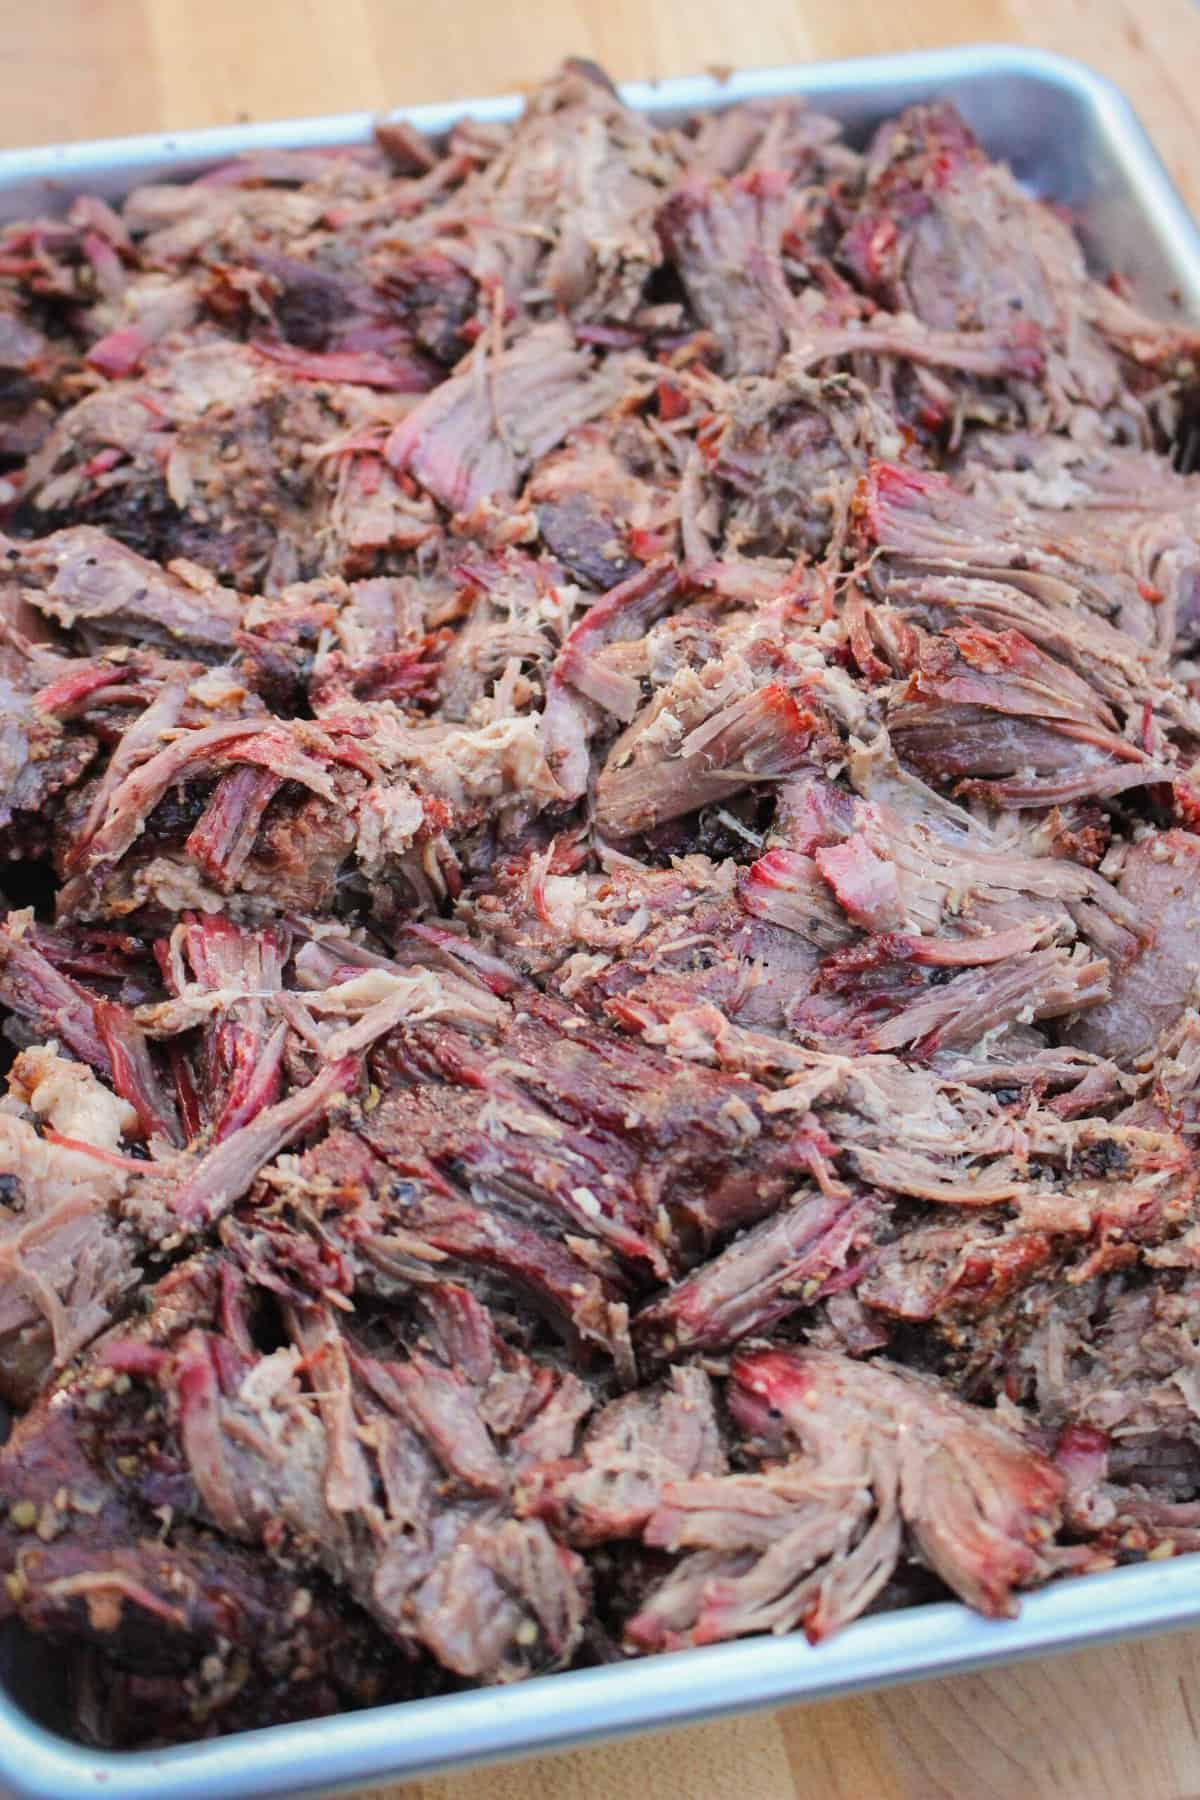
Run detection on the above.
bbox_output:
[3,1,1200,1794]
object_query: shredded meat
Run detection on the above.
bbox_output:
[1,62,1199,1748]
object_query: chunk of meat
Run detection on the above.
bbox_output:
[385,321,633,514]
[1065,831,1200,1061]
[8,526,243,655]
[519,1367,726,1545]
[627,1348,1087,1648]
[658,171,798,375]
[634,1188,877,1362]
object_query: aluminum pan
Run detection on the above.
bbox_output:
[1,42,1199,1799]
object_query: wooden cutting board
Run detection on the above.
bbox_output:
[4,2,1200,1794]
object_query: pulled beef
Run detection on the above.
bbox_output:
[626,1348,1096,1648]
[384,321,637,515]
[1,61,1200,1750]
[0,1255,432,1741]
[519,1365,726,1545]
[1062,831,1200,1061]
[839,101,1199,427]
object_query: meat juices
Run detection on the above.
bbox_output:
[0,60,1199,1745]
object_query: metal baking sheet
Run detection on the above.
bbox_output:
[1,42,1199,1800]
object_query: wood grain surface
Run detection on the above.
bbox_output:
[3,1,1199,1794]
